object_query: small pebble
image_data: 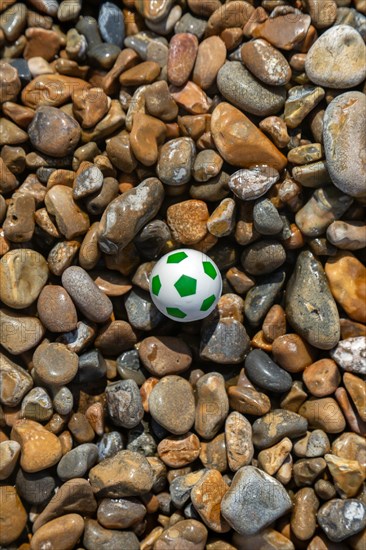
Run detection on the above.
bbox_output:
[149,376,195,435]
[317,499,366,543]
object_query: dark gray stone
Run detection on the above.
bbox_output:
[127,423,157,456]
[78,349,107,382]
[84,519,139,550]
[253,198,284,235]
[99,2,125,48]
[245,349,292,393]
[57,443,99,481]
[200,319,250,364]
[16,469,56,505]
[244,270,286,326]
[241,240,286,276]
[124,288,164,331]
[135,219,171,260]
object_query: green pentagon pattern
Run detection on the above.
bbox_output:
[174,275,197,297]
[151,275,162,296]
[200,294,216,311]
[203,261,217,280]
[167,251,188,263]
[166,307,186,319]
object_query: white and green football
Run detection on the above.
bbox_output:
[149,248,222,322]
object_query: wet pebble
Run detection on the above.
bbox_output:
[245,349,292,393]
[252,409,308,449]
[28,106,81,158]
[317,499,366,543]
[98,2,124,48]
[106,379,143,429]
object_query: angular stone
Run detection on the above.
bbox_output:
[0,486,27,547]
[200,318,250,365]
[11,419,62,473]
[211,103,287,171]
[57,444,98,481]
[221,466,292,536]
[138,336,192,377]
[191,469,230,533]
[154,519,207,550]
[45,185,90,239]
[105,379,143,429]
[330,337,366,375]
[157,137,195,186]
[299,398,346,433]
[325,454,365,498]
[0,440,20,480]
[0,353,33,407]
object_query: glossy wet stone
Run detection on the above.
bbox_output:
[245,349,292,394]
[284,85,325,129]
[157,137,195,186]
[158,432,200,468]
[138,336,192,377]
[11,419,62,473]
[98,178,164,254]
[28,106,81,158]
[193,372,229,440]
[252,12,311,50]
[191,469,230,533]
[20,386,52,422]
[0,353,33,406]
[221,466,292,536]
[0,485,27,547]
[211,103,287,171]
[98,2,124,48]
[89,450,154,497]
[30,514,85,550]
[252,409,308,449]
[84,519,139,550]
[125,288,164,331]
[45,185,90,239]
[286,250,340,350]
[97,497,146,529]
[149,376,195,435]
[168,33,198,86]
[0,440,20,480]
[241,39,291,86]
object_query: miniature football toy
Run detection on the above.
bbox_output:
[149,248,222,322]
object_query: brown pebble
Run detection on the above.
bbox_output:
[94,320,137,356]
[171,80,212,115]
[343,372,366,422]
[262,305,286,343]
[191,469,230,533]
[45,185,90,239]
[68,412,95,443]
[199,433,228,473]
[225,411,254,472]
[24,28,62,61]
[193,36,226,90]
[303,359,341,397]
[33,341,79,386]
[168,33,198,87]
[195,373,229,440]
[0,486,27,546]
[120,61,160,86]
[158,432,200,468]
[272,334,315,373]
[291,488,319,541]
[258,438,293,476]
[155,519,208,550]
[21,74,90,109]
[37,285,78,333]
[241,39,291,86]
[30,514,84,550]
[73,87,110,129]
[11,419,62,472]
[167,200,209,245]
[138,336,192,377]
[130,113,166,166]
[0,62,21,103]
[325,453,365,498]
[299,398,346,433]
[0,249,49,309]
[0,308,45,355]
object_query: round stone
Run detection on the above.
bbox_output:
[305,26,366,89]
[28,105,81,158]
[0,308,45,355]
[33,342,79,386]
[149,375,195,435]
[0,249,48,309]
[37,285,78,333]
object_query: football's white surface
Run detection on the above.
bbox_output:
[149,248,222,322]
